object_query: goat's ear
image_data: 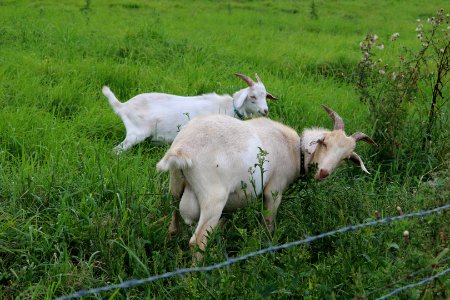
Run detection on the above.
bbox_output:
[233,89,248,108]
[266,92,278,100]
[304,134,325,155]
[348,152,370,174]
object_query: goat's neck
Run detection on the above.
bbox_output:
[212,92,247,119]
[232,99,246,120]
[230,87,250,119]
[213,95,242,119]
[219,99,245,119]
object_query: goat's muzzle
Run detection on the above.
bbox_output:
[315,169,329,180]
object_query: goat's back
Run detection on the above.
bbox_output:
[122,93,233,115]
[158,115,300,193]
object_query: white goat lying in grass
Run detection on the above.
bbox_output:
[102,73,277,154]
[156,105,377,259]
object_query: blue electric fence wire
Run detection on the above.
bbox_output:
[56,203,449,300]
[365,256,450,297]
[375,267,450,300]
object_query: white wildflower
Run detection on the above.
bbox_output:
[391,32,400,41]
[379,69,385,75]
[440,48,445,53]
[377,44,385,50]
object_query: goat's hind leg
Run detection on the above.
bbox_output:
[114,117,151,154]
[113,133,149,154]
[168,168,186,236]
[189,188,228,261]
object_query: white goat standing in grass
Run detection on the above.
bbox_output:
[156,105,377,259]
[102,73,277,154]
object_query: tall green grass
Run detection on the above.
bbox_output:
[0,1,448,299]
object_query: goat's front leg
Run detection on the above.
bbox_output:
[263,187,282,231]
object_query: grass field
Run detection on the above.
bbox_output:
[0,0,449,299]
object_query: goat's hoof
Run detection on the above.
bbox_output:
[264,216,274,231]
[167,222,180,238]
[191,249,204,266]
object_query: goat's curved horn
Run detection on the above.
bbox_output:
[348,152,370,174]
[255,73,262,83]
[235,73,254,87]
[321,104,345,131]
[351,132,378,146]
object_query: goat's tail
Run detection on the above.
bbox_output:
[102,86,122,114]
[156,149,193,172]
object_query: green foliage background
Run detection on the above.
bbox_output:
[0,1,448,299]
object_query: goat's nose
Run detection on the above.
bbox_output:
[262,109,269,116]
[316,169,329,180]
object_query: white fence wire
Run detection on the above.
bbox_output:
[56,203,450,300]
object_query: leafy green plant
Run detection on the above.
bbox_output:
[417,10,450,148]
[356,9,449,162]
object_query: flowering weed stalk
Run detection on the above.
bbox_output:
[356,9,449,160]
